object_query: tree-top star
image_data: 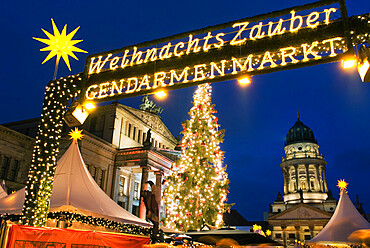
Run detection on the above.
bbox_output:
[33,18,87,71]
[69,128,84,142]
[337,179,348,191]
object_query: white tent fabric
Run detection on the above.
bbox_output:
[308,189,370,245]
[0,181,7,199]
[0,140,149,226]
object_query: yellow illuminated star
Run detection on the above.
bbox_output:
[69,128,84,142]
[253,224,261,231]
[337,179,348,191]
[266,230,271,236]
[33,18,87,71]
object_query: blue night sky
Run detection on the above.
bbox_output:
[0,0,369,221]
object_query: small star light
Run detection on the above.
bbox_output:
[69,128,83,142]
[337,179,348,191]
[266,230,272,236]
[253,224,261,231]
[33,18,87,71]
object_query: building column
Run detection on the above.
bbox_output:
[128,173,135,213]
[282,226,287,247]
[139,166,149,220]
[294,165,299,191]
[112,166,120,202]
[322,166,328,192]
[309,225,315,240]
[305,164,310,191]
[282,168,288,194]
[295,225,300,242]
[155,170,164,222]
[316,165,323,192]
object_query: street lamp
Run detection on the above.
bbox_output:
[64,101,96,127]
[154,90,167,98]
[342,56,357,69]
[238,76,251,86]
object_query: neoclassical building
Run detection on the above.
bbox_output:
[0,101,180,219]
[267,113,337,247]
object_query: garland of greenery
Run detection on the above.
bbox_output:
[3,212,151,236]
[21,74,83,226]
[349,13,370,45]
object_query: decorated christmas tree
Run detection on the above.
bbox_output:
[163,83,229,231]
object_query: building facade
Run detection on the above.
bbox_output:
[267,113,337,247]
[0,101,180,220]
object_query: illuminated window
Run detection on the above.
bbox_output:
[119,176,126,196]
[134,182,139,200]
[132,205,139,216]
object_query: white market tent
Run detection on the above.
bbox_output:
[0,181,7,199]
[0,139,149,227]
[307,185,370,245]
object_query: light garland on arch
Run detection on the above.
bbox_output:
[21,74,83,227]
[163,83,229,232]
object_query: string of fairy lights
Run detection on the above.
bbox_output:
[4,212,151,236]
[163,83,229,232]
[21,74,82,226]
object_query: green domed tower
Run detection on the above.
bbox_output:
[271,112,337,212]
[281,111,329,204]
[268,112,337,248]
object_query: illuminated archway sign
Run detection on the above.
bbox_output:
[22,0,370,227]
[83,0,353,102]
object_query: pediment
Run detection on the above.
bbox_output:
[121,105,175,141]
[268,204,332,220]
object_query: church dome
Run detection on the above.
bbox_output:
[286,113,317,145]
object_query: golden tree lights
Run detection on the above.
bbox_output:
[163,83,229,232]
